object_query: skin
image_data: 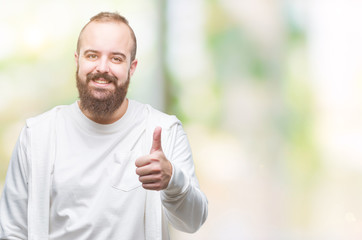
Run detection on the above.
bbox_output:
[135,127,172,191]
[75,21,137,124]
[75,21,172,190]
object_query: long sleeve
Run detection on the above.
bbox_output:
[160,125,208,233]
[0,127,29,240]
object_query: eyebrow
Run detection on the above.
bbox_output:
[83,49,127,59]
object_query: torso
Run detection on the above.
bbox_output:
[49,100,148,240]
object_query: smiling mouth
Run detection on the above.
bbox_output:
[94,78,111,84]
[86,72,118,86]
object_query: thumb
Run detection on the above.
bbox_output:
[150,126,162,153]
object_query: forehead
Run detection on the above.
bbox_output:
[79,21,132,55]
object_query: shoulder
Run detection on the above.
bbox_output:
[131,100,184,156]
[136,101,181,130]
[25,104,70,129]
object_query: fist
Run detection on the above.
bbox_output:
[135,127,172,191]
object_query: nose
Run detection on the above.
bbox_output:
[96,57,110,73]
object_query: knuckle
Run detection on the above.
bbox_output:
[152,166,161,173]
[155,174,162,182]
[150,156,160,163]
[157,183,164,190]
[135,158,141,167]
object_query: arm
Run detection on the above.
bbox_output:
[160,124,208,233]
[135,124,208,233]
[0,127,29,239]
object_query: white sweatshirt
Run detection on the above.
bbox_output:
[0,99,208,240]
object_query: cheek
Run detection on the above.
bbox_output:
[113,67,129,81]
[78,61,95,76]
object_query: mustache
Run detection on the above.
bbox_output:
[86,72,118,83]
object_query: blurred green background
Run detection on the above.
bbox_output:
[1,0,362,239]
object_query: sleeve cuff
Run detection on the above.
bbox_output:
[162,162,190,197]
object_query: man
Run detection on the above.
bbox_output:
[0,12,208,240]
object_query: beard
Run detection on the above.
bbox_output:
[76,69,130,118]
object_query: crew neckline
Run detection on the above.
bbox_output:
[70,99,135,135]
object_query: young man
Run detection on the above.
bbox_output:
[0,12,208,240]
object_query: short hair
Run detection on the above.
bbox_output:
[76,12,137,61]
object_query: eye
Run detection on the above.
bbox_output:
[112,56,123,63]
[86,54,98,60]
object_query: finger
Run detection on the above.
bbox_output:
[138,174,161,184]
[142,182,163,191]
[135,163,161,176]
[135,155,151,168]
[150,126,162,153]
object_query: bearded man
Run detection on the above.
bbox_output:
[0,12,208,240]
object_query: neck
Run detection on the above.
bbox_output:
[78,98,129,124]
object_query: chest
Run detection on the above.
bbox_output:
[49,122,147,238]
[53,120,146,187]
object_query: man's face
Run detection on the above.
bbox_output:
[75,21,137,116]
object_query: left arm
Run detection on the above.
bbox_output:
[135,125,208,233]
[160,124,208,233]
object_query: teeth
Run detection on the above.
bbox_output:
[94,79,110,84]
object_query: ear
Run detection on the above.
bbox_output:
[74,52,79,68]
[129,59,138,77]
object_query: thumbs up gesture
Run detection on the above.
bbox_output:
[135,127,173,191]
